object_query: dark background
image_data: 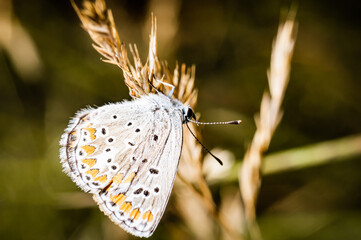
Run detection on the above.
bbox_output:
[0,0,360,239]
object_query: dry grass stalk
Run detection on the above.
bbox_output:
[0,0,43,80]
[72,0,234,238]
[71,0,197,106]
[239,10,298,239]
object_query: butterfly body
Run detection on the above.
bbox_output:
[60,93,191,237]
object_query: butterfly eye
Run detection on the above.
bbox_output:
[186,108,196,120]
[182,107,196,123]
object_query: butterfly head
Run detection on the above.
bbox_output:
[182,106,196,124]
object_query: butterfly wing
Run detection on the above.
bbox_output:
[60,101,154,193]
[94,106,183,237]
[60,95,183,237]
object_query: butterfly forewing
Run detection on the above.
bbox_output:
[60,94,184,238]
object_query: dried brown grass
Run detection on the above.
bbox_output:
[71,0,197,106]
[239,10,298,239]
[0,0,43,80]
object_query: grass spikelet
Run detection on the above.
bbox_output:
[238,8,298,239]
[71,0,197,105]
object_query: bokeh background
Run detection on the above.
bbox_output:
[1,0,361,239]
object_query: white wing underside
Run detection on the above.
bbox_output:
[59,94,183,237]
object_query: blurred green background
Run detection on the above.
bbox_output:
[1,0,361,239]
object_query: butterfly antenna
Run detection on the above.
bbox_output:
[148,76,161,94]
[185,122,223,166]
[149,75,175,98]
[189,119,242,126]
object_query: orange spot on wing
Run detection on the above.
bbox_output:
[113,173,123,184]
[142,211,149,220]
[130,208,141,220]
[148,212,154,222]
[122,172,135,183]
[94,175,107,183]
[81,145,95,156]
[142,210,154,222]
[81,158,96,167]
[120,202,132,213]
[86,169,99,178]
[110,194,126,205]
[84,124,96,140]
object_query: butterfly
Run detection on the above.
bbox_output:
[60,91,197,237]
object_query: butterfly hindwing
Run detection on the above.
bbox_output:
[60,101,152,193]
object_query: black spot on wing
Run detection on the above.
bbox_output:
[149,168,159,174]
